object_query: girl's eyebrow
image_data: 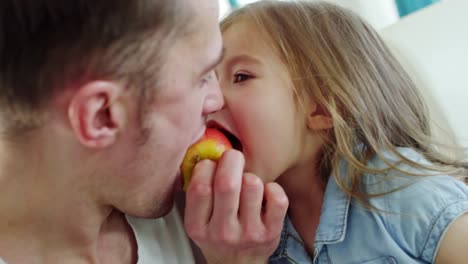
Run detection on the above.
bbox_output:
[226,54,263,69]
[215,53,263,80]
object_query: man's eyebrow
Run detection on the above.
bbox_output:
[201,47,225,76]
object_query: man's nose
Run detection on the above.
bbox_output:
[203,78,224,115]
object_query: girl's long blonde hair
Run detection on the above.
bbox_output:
[221,1,467,206]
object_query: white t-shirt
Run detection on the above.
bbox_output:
[126,206,196,264]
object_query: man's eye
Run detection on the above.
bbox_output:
[200,71,214,87]
[233,73,251,83]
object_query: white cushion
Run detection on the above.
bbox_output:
[380,0,468,150]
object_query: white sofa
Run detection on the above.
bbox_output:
[380,0,468,154]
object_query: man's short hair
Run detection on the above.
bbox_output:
[0,0,191,134]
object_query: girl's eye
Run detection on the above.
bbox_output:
[233,73,251,83]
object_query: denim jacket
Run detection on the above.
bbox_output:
[269,148,468,264]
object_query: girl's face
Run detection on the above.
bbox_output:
[211,21,316,182]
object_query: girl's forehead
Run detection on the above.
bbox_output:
[222,20,253,39]
[222,21,276,56]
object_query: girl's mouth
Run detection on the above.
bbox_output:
[218,127,243,152]
[207,121,243,152]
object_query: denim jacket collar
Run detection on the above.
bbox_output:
[314,172,351,245]
[270,163,351,261]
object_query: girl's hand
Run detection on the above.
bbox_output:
[184,150,288,264]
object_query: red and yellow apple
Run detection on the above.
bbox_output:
[181,128,232,190]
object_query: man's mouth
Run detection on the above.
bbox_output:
[192,127,206,144]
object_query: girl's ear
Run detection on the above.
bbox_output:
[306,101,333,131]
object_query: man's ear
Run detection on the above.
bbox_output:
[306,101,333,131]
[68,81,127,149]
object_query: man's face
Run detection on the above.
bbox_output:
[106,0,224,218]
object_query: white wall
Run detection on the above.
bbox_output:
[381,0,468,148]
[305,0,400,30]
[219,0,230,19]
[218,0,400,30]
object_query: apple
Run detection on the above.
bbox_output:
[181,128,233,190]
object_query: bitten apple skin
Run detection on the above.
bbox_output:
[181,128,233,190]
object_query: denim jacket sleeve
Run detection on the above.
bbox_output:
[377,172,468,262]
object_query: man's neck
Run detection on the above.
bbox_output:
[0,182,137,264]
[0,139,137,264]
[97,211,138,264]
[0,210,137,264]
